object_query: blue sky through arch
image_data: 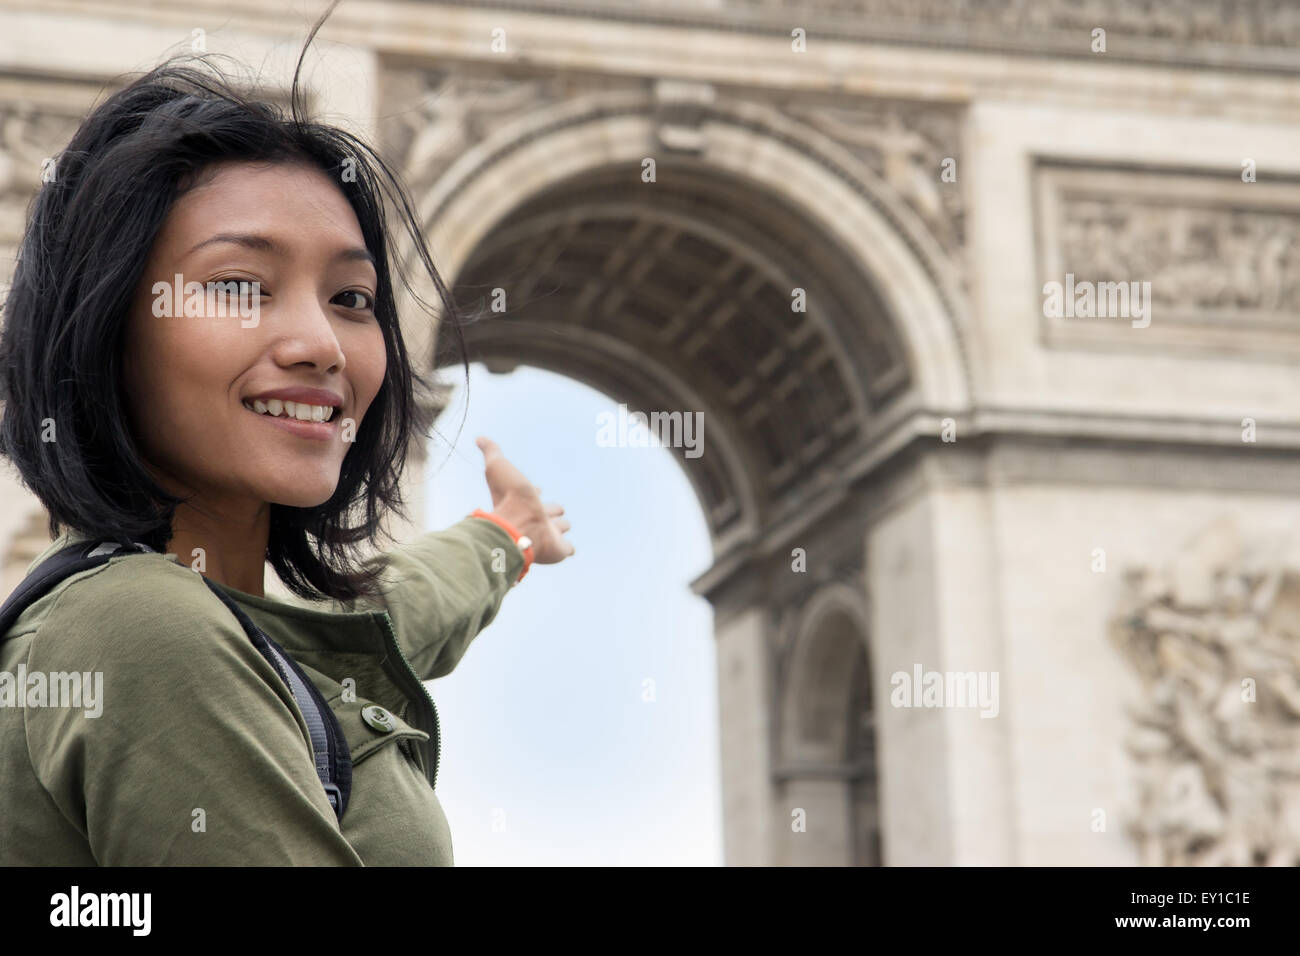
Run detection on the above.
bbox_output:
[423,363,721,866]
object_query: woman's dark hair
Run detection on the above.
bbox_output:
[0,5,468,602]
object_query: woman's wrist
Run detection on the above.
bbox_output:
[468,508,533,583]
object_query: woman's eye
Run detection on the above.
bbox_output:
[335,289,375,312]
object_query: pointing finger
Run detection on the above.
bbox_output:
[476,436,503,465]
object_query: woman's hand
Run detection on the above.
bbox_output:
[476,436,575,564]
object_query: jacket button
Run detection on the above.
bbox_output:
[361,705,395,733]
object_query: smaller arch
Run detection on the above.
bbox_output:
[778,582,873,767]
[776,582,882,866]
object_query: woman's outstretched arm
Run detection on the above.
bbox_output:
[345,437,575,681]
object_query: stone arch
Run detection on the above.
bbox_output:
[408,88,971,552]
[775,581,880,865]
[416,89,969,399]
[401,83,969,866]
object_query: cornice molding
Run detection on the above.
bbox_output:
[693,410,1300,611]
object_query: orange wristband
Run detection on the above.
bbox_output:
[469,508,533,583]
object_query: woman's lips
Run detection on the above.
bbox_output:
[242,401,338,441]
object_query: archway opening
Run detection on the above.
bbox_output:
[433,155,907,865]
[445,160,912,545]
[423,362,719,865]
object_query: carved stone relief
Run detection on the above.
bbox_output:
[379,65,966,291]
[377,66,583,191]
[0,92,86,278]
[782,99,965,265]
[1036,163,1300,357]
[1109,516,1300,866]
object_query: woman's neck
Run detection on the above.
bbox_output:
[165,506,271,597]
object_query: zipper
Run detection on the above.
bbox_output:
[376,612,441,792]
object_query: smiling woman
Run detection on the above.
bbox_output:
[0,68,427,601]
[0,6,573,866]
[119,159,391,594]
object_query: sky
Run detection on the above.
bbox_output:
[421,362,722,866]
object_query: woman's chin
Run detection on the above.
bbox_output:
[267,483,340,509]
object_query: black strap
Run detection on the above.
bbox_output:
[0,539,352,822]
[0,538,128,637]
[203,579,352,818]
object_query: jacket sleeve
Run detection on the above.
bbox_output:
[349,515,525,681]
[23,560,364,866]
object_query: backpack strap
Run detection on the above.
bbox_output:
[203,579,352,819]
[0,539,353,822]
[0,538,135,637]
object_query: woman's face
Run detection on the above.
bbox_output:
[122,160,387,514]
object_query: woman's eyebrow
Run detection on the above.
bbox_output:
[184,232,375,267]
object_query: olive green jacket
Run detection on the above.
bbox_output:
[0,515,524,865]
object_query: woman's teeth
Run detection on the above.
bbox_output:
[243,398,336,423]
